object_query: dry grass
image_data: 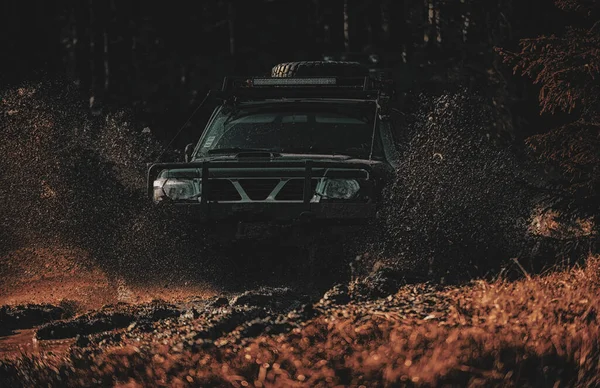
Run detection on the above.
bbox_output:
[6,256,597,387]
[195,257,600,387]
[529,207,596,239]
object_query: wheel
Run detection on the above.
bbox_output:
[271,61,369,78]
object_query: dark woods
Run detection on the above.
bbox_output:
[0,0,563,135]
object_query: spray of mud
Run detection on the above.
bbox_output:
[0,82,548,310]
[366,91,537,281]
[0,81,218,309]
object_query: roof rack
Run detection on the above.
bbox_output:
[216,76,381,100]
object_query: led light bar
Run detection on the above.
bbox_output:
[219,76,376,98]
[252,77,337,86]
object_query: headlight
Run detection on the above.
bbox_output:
[315,179,361,200]
[153,178,201,202]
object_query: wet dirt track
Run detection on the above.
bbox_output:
[3,257,600,387]
[0,264,451,385]
[0,240,440,368]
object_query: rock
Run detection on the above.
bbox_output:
[321,284,351,305]
[90,332,122,346]
[206,297,229,308]
[74,334,90,348]
[194,309,262,341]
[229,287,298,309]
[239,318,268,338]
[350,266,403,300]
[297,303,318,319]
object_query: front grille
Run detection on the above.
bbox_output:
[238,179,280,200]
[204,178,320,202]
[206,179,241,201]
[276,179,319,201]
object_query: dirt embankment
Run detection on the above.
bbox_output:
[1,256,598,387]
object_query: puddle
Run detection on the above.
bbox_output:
[0,329,74,359]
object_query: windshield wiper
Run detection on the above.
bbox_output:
[282,147,363,159]
[208,147,281,156]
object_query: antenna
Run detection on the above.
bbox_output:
[369,103,380,160]
[154,90,212,163]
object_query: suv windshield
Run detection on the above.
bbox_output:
[195,102,383,159]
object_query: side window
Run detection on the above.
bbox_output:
[380,120,402,167]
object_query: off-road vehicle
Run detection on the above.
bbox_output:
[147,61,399,237]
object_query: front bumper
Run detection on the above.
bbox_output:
[148,159,381,224]
[160,202,376,224]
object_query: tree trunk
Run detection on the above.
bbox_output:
[313,0,324,50]
[67,3,78,85]
[439,0,466,55]
[89,0,96,109]
[380,0,391,44]
[424,0,441,59]
[389,0,409,59]
[343,0,350,51]
[367,0,382,50]
[103,29,109,92]
[228,0,235,55]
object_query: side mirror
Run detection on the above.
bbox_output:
[184,143,194,163]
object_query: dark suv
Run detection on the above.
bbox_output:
[147,62,398,227]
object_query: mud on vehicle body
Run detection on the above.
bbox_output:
[147,61,399,239]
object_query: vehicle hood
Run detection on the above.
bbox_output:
[187,153,395,180]
[193,153,387,167]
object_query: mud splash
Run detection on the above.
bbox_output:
[0,246,115,309]
[0,82,542,301]
[0,82,225,309]
[0,245,217,311]
[371,91,537,279]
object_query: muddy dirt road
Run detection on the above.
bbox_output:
[2,241,599,387]
[0,241,449,385]
[2,256,599,387]
[0,253,449,387]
